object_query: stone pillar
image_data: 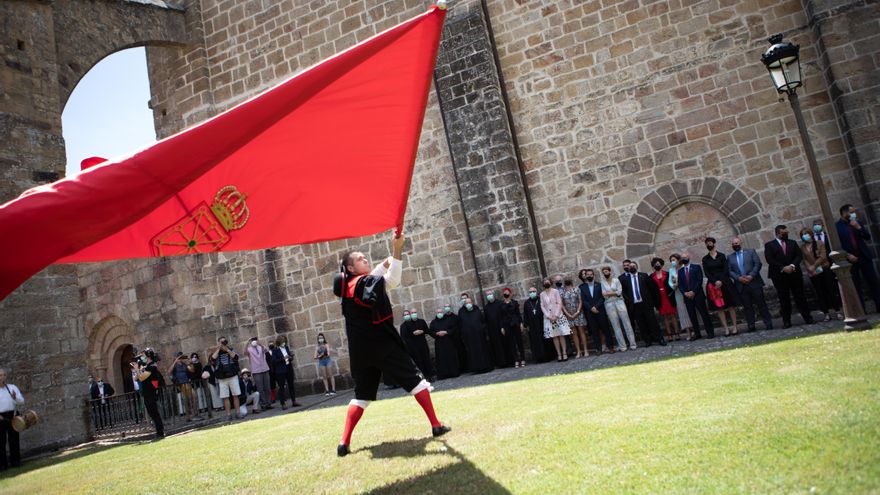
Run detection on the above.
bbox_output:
[433,0,543,297]
[803,0,880,254]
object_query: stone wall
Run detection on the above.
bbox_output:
[485,0,863,275]
[2,0,879,455]
[0,0,188,455]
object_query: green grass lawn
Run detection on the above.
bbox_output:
[4,329,879,494]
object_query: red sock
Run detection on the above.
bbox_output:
[414,389,441,427]
[340,404,365,446]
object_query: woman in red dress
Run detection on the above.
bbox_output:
[650,257,680,341]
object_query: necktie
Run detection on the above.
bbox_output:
[738,251,744,273]
[781,240,787,255]
[849,226,859,254]
[685,266,690,286]
[632,274,641,302]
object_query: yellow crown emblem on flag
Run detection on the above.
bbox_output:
[210,185,250,231]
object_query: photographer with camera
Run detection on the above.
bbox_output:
[168,352,201,422]
[130,349,164,440]
[210,337,242,423]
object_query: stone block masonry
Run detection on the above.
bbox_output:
[1,0,878,454]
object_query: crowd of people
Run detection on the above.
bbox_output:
[399,206,879,380]
[85,332,346,441]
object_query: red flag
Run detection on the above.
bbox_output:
[0,6,446,301]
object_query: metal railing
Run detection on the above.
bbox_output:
[87,380,219,438]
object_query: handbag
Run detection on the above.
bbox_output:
[707,284,725,309]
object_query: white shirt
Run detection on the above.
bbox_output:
[600,278,622,301]
[279,346,290,364]
[370,257,402,289]
[98,383,107,404]
[0,384,24,413]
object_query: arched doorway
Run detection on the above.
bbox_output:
[88,315,138,394]
[118,345,136,393]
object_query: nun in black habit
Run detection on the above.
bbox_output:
[428,308,461,379]
[457,298,493,373]
[522,286,553,363]
[400,309,434,381]
[483,291,509,367]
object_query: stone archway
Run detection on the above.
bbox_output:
[625,178,763,259]
[53,0,188,108]
[88,315,138,394]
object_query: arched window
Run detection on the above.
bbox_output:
[61,47,156,177]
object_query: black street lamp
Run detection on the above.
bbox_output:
[761,34,869,330]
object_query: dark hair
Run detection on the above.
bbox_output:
[317,332,326,343]
[340,250,358,273]
[774,225,787,234]
[217,336,227,342]
[839,204,853,216]
[651,257,664,266]
[622,259,632,264]
[190,352,200,359]
[669,253,681,261]
[705,237,716,244]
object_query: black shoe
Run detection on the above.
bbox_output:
[658,338,667,346]
[706,334,715,339]
[432,425,451,437]
[805,318,815,325]
[783,322,792,329]
[154,433,165,441]
[337,444,350,457]
[747,326,756,333]
[766,325,774,331]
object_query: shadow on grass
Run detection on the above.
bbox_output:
[1,443,127,479]
[359,438,511,494]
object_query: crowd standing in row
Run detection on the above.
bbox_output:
[398,206,879,380]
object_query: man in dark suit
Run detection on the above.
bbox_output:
[89,377,115,430]
[763,225,814,328]
[678,255,715,340]
[728,237,773,332]
[578,268,614,354]
[619,261,667,346]
[836,204,880,313]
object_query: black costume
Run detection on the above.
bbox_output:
[428,316,461,379]
[400,318,434,380]
[336,274,423,399]
[483,300,508,367]
[522,297,552,363]
[139,362,164,438]
[500,299,524,363]
[457,307,493,373]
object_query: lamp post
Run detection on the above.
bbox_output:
[760,34,869,330]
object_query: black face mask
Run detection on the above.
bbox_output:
[628,267,638,274]
[555,282,563,288]
[543,283,551,289]
[653,264,661,271]
[681,258,690,265]
[220,340,228,346]
[503,293,510,299]
[586,276,594,282]
[732,245,742,252]
[779,233,789,241]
